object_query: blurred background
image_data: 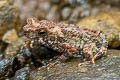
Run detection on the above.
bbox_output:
[15,0,120,22]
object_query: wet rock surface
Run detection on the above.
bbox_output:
[29,49,120,80]
[0,58,20,79]
[14,67,31,80]
[77,9,120,48]
[4,37,25,59]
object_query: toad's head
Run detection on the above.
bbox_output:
[23,17,64,40]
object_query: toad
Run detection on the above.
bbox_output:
[23,17,108,69]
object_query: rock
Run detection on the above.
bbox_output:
[29,49,120,80]
[16,0,51,20]
[68,7,89,23]
[2,29,19,44]
[108,49,120,57]
[4,37,25,59]
[0,58,20,79]
[67,0,88,7]
[51,0,61,4]
[29,68,47,80]
[14,67,31,80]
[61,7,72,20]
[0,42,7,53]
[109,0,120,8]
[0,0,20,40]
[77,9,120,48]
[0,54,3,61]
[46,5,60,21]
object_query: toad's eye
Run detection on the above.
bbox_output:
[38,29,47,35]
[24,31,30,35]
[39,31,46,34]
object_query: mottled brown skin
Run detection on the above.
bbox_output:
[23,18,108,69]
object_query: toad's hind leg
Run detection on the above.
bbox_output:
[78,53,100,67]
[91,54,100,64]
[92,46,107,64]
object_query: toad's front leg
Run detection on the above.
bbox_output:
[23,40,33,49]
